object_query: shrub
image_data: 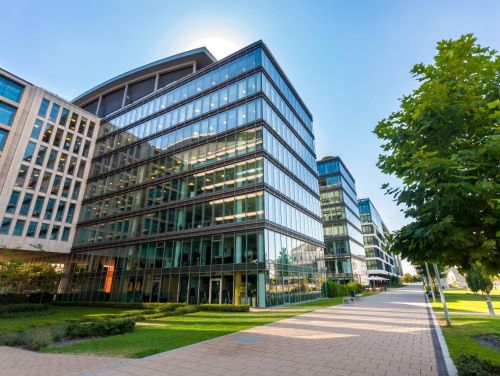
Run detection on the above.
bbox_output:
[175,305,200,314]
[198,304,249,312]
[52,301,187,310]
[0,303,48,314]
[346,282,363,295]
[0,324,68,351]
[325,281,347,297]
[0,293,53,304]
[66,318,135,339]
[456,355,500,376]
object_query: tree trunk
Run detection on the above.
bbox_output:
[485,294,496,316]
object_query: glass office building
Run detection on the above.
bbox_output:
[317,156,367,283]
[358,198,402,279]
[56,41,325,307]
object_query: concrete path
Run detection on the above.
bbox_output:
[0,285,444,376]
[0,346,125,376]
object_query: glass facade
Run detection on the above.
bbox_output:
[317,156,367,283]
[358,198,402,277]
[57,41,324,306]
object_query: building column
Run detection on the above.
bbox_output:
[234,271,242,305]
[258,272,266,308]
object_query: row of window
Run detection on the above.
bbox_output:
[83,155,320,224]
[261,73,314,152]
[71,229,321,272]
[317,159,356,192]
[323,221,364,244]
[96,76,314,181]
[81,157,264,221]
[261,50,312,132]
[320,188,359,216]
[6,191,76,223]
[30,120,92,158]
[262,100,315,170]
[263,128,318,193]
[0,217,71,241]
[76,190,322,246]
[103,49,262,133]
[98,73,261,154]
[263,158,321,217]
[75,192,265,245]
[15,163,85,194]
[264,192,323,242]
[37,98,96,139]
[91,99,262,178]
[86,126,263,199]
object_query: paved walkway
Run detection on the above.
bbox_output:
[0,285,442,376]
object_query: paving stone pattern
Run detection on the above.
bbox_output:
[0,285,439,376]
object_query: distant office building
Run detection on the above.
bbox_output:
[54,41,324,306]
[317,156,367,283]
[358,198,402,279]
[0,69,99,257]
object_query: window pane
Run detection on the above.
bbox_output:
[0,102,16,126]
[13,220,25,236]
[0,129,7,151]
[59,108,70,126]
[23,141,36,162]
[31,119,43,139]
[0,75,24,102]
[38,98,50,117]
[0,218,12,234]
[48,103,60,123]
[15,165,28,187]
[26,221,37,237]
[19,193,33,216]
[32,196,44,217]
[6,191,20,214]
[39,223,49,238]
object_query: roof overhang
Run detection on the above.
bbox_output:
[72,47,217,106]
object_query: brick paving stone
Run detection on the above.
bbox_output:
[0,285,441,376]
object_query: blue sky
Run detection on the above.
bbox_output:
[2,0,498,233]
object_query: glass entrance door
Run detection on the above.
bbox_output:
[209,278,222,304]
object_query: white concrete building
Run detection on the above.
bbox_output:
[0,69,99,257]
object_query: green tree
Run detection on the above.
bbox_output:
[465,263,493,295]
[374,34,500,274]
[403,273,414,283]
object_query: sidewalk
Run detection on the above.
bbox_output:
[0,285,443,376]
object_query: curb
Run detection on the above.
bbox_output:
[424,293,458,376]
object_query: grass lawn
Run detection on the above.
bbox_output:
[45,311,302,358]
[431,288,500,313]
[438,315,500,365]
[277,292,379,309]
[0,306,143,334]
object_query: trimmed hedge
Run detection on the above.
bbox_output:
[324,281,363,298]
[66,318,135,339]
[198,304,249,312]
[0,303,48,314]
[0,293,53,304]
[456,355,500,376]
[52,301,186,310]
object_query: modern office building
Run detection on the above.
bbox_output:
[358,198,402,279]
[317,156,367,284]
[52,41,325,306]
[0,69,99,258]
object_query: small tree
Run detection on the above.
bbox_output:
[465,263,495,316]
[466,263,493,295]
[403,273,414,283]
